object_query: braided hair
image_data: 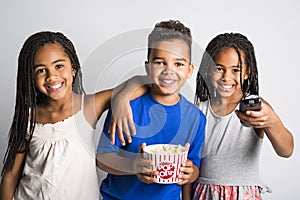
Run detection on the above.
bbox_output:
[195,33,259,104]
[147,19,192,61]
[1,31,85,174]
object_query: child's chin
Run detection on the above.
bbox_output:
[161,88,178,95]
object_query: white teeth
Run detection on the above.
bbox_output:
[163,80,174,84]
[222,85,233,89]
[48,83,62,89]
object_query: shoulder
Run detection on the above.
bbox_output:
[180,95,206,118]
[197,100,209,110]
[82,94,104,127]
[93,89,112,103]
[179,95,195,107]
[86,89,113,113]
[130,92,149,105]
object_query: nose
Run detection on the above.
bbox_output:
[222,70,232,81]
[161,64,175,75]
[46,69,58,81]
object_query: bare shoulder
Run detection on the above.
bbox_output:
[82,94,97,127]
[82,90,112,126]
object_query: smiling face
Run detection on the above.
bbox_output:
[146,39,194,105]
[34,43,75,101]
[209,47,249,100]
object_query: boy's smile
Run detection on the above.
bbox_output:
[146,39,194,105]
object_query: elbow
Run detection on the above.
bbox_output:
[283,136,295,158]
[274,132,294,158]
[280,152,293,158]
[277,143,294,158]
[96,154,107,171]
[280,147,294,158]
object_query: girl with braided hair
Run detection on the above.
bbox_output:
[192,32,294,199]
[0,31,137,200]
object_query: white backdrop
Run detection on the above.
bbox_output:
[0,0,299,199]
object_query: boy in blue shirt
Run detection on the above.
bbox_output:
[97,20,206,200]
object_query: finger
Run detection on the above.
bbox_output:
[136,173,156,184]
[245,110,262,117]
[235,110,248,120]
[244,114,263,124]
[108,116,115,133]
[184,143,190,150]
[176,167,193,185]
[182,160,192,168]
[128,118,136,135]
[109,120,116,145]
[236,111,255,122]
[176,174,190,185]
[180,165,194,174]
[139,143,146,153]
[176,179,188,185]
[117,124,126,146]
[122,119,132,144]
[135,159,154,174]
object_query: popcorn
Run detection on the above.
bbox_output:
[143,144,188,184]
[144,144,187,154]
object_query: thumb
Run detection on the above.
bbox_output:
[184,143,190,150]
[139,143,146,153]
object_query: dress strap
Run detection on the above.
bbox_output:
[81,95,85,111]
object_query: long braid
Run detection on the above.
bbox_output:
[1,31,85,175]
[195,33,259,104]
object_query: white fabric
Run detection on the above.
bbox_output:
[14,109,100,200]
[197,100,263,186]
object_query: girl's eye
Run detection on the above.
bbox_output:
[214,67,224,72]
[35,68,46,75]
[56,64,64,69]
[233,68,240,73]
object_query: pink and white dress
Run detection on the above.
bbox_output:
[193,101,270,200]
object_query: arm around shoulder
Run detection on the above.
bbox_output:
[92,75,149,120]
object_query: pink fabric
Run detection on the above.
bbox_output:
[194,184,261,200]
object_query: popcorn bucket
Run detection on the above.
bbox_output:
[143,144,188,184]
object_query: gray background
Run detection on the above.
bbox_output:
[0,0,299,199]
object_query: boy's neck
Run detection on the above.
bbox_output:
[149,90,180,106]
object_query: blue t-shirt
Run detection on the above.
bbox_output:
[97,92,206,200]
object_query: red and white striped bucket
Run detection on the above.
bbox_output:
[143,144,188,184]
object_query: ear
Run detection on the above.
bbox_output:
[186,63,194,79]
[72,68,76,77]
[244,68,250,80]
[145,61,150,75]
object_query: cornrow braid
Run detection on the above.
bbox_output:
[147,19,192,61]
[1,31,85,175]
[195,33,259,104]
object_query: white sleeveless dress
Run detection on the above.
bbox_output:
[14,107,100,200]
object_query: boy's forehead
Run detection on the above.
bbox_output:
[149,39,190,60]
